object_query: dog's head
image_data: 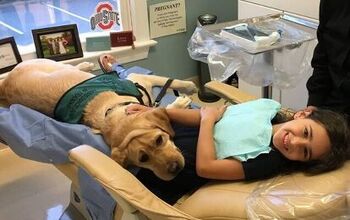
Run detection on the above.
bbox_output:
[103,107,185,181]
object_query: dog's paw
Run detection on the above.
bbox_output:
[166,95,192,109]
[76,62,95,72]
[177,81,198,95]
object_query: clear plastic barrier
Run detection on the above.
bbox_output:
[188,14,317,88]
[246,169,350,219]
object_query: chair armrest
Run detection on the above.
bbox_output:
[204,81,257,104]
[68,145,198,220]
[205,81,295,119]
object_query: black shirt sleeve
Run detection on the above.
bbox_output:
[307,38,333,106]
[242,149,287,181]
[306,0,350,108]
[306,0,332,106]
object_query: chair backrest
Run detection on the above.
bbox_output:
[69,145,199,220]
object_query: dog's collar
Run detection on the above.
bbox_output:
[105,101,140,117]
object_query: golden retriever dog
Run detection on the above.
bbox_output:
[0,58,198,180]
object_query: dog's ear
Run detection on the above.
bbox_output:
[110,147,128,167]
[106,114,132,164]
[106,117,144,153]
[106,117,133,150]
[145,108,175,137]
[112,129,146,150]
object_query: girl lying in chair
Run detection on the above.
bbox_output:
[125,99,350,204]
[1,98,349,218]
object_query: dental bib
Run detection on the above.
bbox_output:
[214,99,281,161]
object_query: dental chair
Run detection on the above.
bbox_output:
[1,80,350,220]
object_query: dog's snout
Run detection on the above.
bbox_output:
[167,161,182,174]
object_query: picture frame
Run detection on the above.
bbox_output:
[0,37,22,74]
[32,24,83,61]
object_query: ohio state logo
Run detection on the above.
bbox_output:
[90,2,120,30]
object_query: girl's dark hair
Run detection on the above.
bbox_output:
[303,109,349,174]
[278,109,350,175]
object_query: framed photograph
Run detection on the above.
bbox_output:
[0,37,22,74]
[32,24,83,61]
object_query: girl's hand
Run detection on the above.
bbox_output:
[200,105,227,123]
[125,104,152,115]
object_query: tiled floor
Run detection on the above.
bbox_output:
[0,92,225,220]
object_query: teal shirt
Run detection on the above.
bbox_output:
[54,74,142,123]
[214,99,281,161]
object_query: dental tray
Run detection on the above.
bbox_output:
[221,24,269,42]
[203,13,317,54]
[220,23,279,50]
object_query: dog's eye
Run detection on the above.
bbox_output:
[155,135,163,146]
[139,152,149,163]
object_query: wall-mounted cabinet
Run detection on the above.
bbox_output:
[242,0,319,19]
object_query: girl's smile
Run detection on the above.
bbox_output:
[282,132,289,152]
[272,117,331,162]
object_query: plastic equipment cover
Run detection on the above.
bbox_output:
[245,167,350,219]
[188,14,317,89]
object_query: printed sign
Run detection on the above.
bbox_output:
[0,44,17,69]
[149,0,186,38]
[110,31,135,47]
[90,2,120,31]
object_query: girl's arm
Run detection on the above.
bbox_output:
[196,106,245,180]
[166,108,201,126]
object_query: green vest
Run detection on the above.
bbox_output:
[54,74,142,123]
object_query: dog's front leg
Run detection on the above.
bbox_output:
[76,62,95,72]
[127,73,198,95]
[166,95,192,109]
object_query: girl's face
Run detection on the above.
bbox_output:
[272,117,331,162]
